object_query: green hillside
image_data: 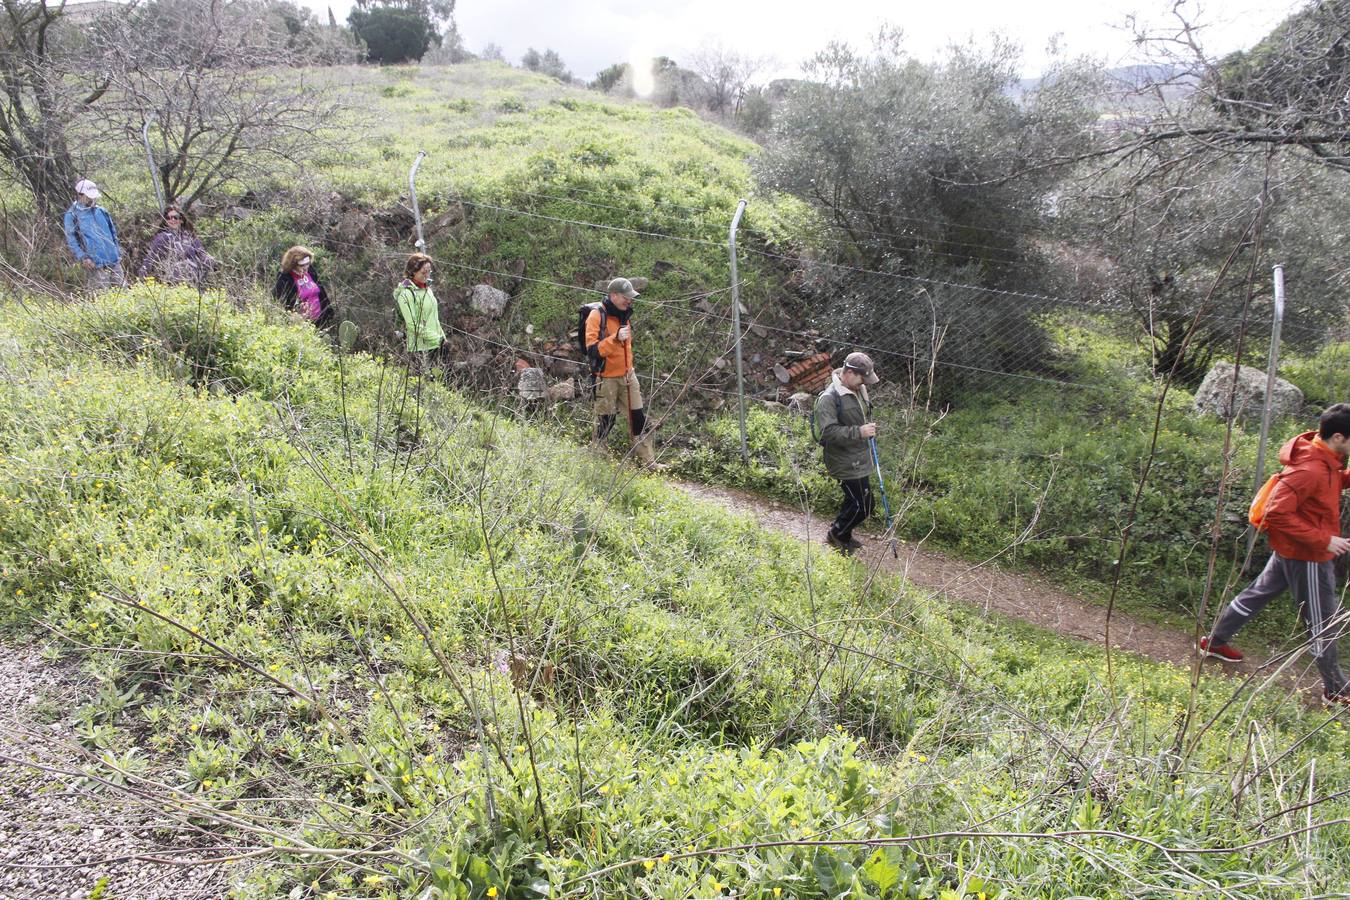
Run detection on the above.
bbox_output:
[3,286,1349,897]
[81,61,1336,644]
[174,63,802,372]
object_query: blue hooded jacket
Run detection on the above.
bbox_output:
[63,202,122,267]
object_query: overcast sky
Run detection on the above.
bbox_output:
[310,0,1302,81]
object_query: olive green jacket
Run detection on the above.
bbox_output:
[813,372,873,481]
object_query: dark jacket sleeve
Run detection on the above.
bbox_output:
[814,391,860,446]
[138,232,167,277]
[186,236,212,267]
[63,207,85,261]
[273,271,297,310]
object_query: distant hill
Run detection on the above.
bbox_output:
[1016,62,1197,103]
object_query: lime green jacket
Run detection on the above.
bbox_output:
[393,280,445,352]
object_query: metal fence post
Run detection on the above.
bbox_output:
[409,150,427,251]
[1245,264,1286,563]
[141,118,165,213]
[728,198,749,464]
[1253,265,1286,487]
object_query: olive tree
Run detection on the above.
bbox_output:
[96,0,345,209]
[754,29,1100,393]
[0,0,115,213]
[1044,0,1350,381]
[1051,150,1349,383]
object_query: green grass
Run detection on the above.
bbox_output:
[186,63,800,379]
[55,57,1336,667]
[39,62,802,383]
[2,287,1349,897]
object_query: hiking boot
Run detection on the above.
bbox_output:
[1199,636,1244,662]
[634,438,657,469]
[825,530,855,556]
[844,536,864,552]
[641,460,670,473]
[1323,689,1350,709]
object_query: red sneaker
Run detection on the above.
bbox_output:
[1199,637,1244,662]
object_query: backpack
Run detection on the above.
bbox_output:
[1248,471,1283,530]
[576,302,607,388]
[810,389,843,445]
[66,203,91,258]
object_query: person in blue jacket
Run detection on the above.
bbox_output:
[62,179,125,292]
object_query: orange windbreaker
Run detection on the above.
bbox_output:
[1264,431,1350,562]
[585,305,633,378]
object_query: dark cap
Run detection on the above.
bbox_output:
[843,351,879,385]
[607,277,640,299]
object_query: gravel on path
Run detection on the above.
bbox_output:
[0,643,238,900]
[673,479,1326,700]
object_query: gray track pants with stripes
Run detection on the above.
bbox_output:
[1211,552,1347,694]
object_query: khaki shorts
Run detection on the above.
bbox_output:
[595,369,643,416]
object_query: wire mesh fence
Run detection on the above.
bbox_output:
[10,177,1347,620]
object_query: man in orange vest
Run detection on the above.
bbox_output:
[1203,403,1350,706]
[585,277,657,468]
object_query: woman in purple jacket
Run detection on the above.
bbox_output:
[137,205,214,287]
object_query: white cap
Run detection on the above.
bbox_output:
[74,179,101,200]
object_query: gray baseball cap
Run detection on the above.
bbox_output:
[844,351,879,384]
[607,277,640,299]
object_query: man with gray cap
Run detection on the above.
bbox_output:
[584,277,657,467]
[62,179,125,291]
[812,351,881,554]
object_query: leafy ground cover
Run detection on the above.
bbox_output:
[48,58,1340,672]
[670,316,1333,648]
[2,287,1349,897]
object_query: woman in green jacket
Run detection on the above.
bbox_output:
[393,253,446,354]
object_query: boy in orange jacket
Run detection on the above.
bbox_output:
[585,277,656,467]
[1202,403,1350,706]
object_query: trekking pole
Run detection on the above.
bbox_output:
[141,118,165,213]
[728,199,749,465]
[409,150,427,251]
[869,436,898,558]
[625,369,639,463]
[1245,264,1285,568]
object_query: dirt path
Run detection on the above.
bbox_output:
[674,479,1323,696]
[0,644,237,899]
